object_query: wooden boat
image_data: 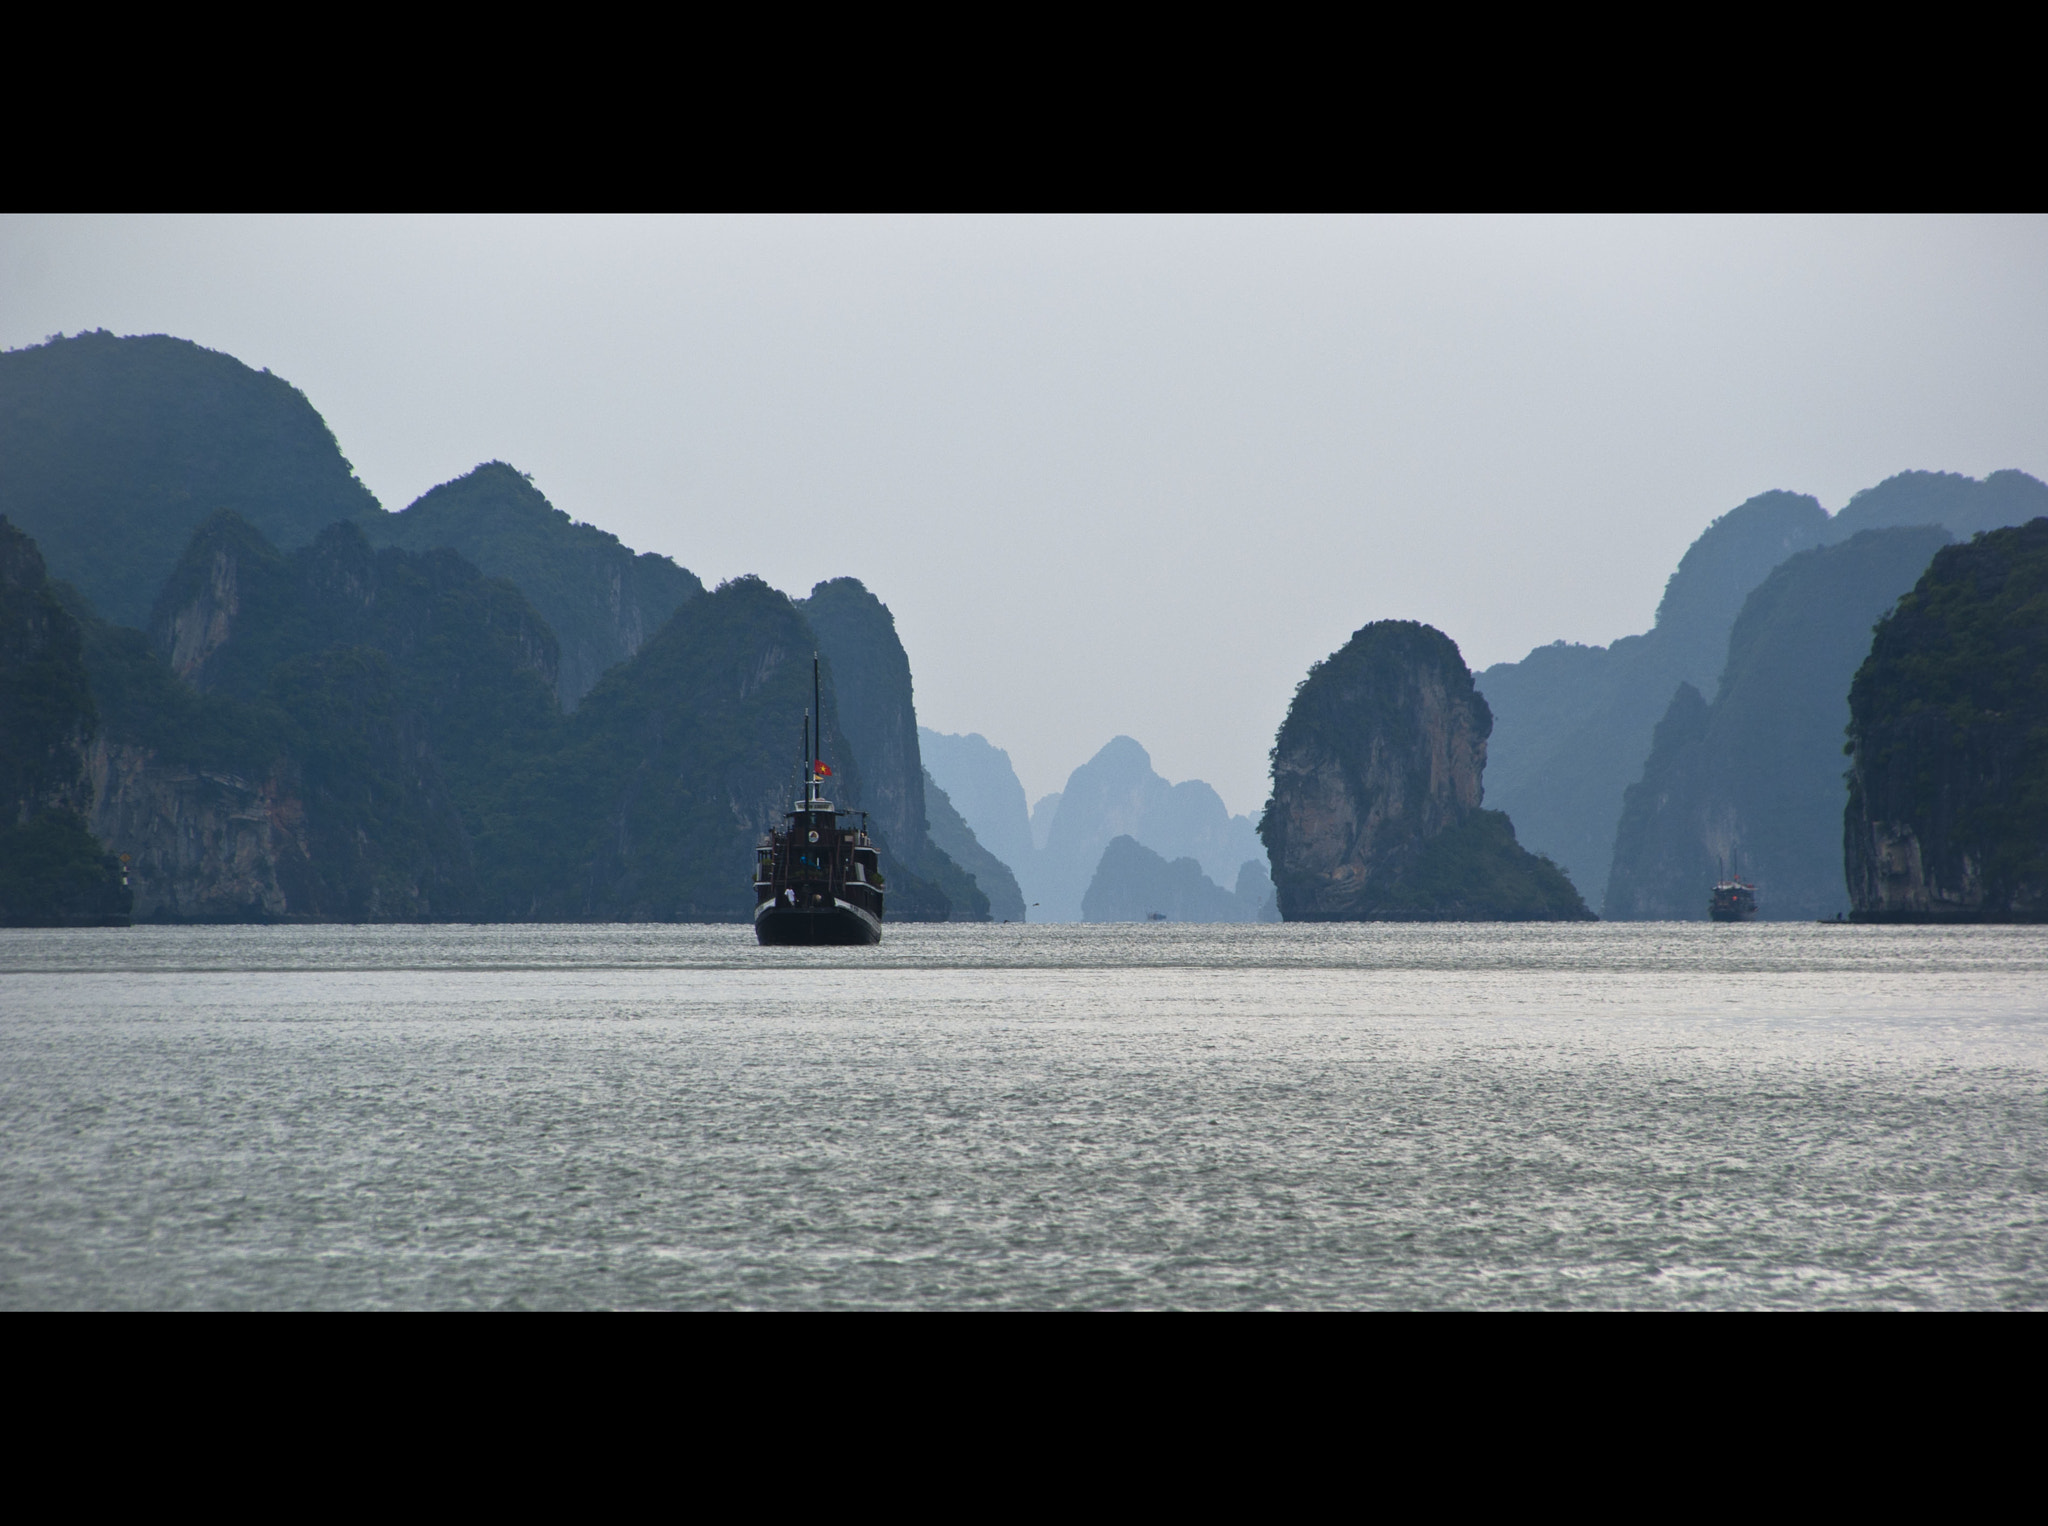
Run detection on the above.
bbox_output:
[1709,877,1758,922]
[754,657,884,946]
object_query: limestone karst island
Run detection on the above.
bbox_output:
[4,330,2047,927]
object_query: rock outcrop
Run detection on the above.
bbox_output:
[55,511,561,921]
[1262,621,1589,921]
[0,336,703,709]
[1845,519,2048,921]
[1604,527,1950,920]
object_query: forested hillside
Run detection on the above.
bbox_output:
[0,332,380,627]
[366,463,701,708]
[1846,519,2048,921]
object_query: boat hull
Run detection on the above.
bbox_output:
[755,898,882,946]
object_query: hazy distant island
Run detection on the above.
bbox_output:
[920,730,1269,922]
[1603,526,1951,921]
[1478,470,2048,920]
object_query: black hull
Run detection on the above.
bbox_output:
[755,900,882,946]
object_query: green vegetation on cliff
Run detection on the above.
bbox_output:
[365,463,701,708]
[473,575,904,920]
[0,516,131,925]
[1845,518,2048,920]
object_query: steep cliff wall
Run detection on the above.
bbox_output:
[2,518,95,821]
[1262,621,1588,921]
[798,578,985,921]
[52,511,561,921]
[0,517,131,925]
[1845,519,2048,921]
[1605,527,1951,920]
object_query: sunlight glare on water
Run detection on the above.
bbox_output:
[2,922,2044,1309]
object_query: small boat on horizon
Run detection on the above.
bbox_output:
[754,657,885,946]
[1709,877,1758,922]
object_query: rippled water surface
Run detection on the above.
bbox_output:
[4,922,2045,1309]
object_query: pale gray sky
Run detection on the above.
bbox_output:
[5,214,2044,812]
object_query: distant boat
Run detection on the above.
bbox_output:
[754,657,884,946]
[1709,877,1758,922]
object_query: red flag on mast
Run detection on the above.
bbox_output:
[815,762,833,777]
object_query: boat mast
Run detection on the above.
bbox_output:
[809,653,823,810]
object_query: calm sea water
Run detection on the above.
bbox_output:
[3,922,2044,1310]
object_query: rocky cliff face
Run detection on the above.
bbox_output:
[2,518,95,821]
[1845,519,2048,921]
[1262,621,1589,921]
[87,739,301,921]
[49,511,562,922]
